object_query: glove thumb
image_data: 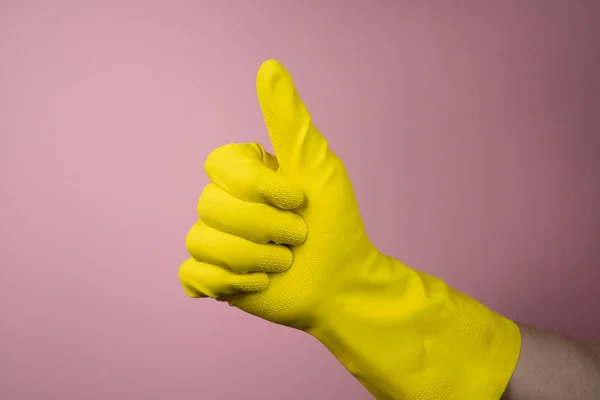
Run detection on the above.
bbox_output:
[256,60,330,178]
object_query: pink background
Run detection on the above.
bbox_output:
[1,1,599,399]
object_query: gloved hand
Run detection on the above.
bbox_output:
[179,60,521,400]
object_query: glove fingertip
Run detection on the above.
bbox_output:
[231,273,269,293]
[259,180,304,210]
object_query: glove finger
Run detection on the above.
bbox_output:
[198,183,307,246]
[204,142,303,210]
[186,220,293,273]
[179,257,269,299]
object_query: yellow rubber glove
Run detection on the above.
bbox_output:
[180,60,521,400]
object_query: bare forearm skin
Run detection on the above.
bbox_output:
[502,324,600,400]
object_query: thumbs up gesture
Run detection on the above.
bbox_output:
[179,60,521,400]
[180,60,377,327]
